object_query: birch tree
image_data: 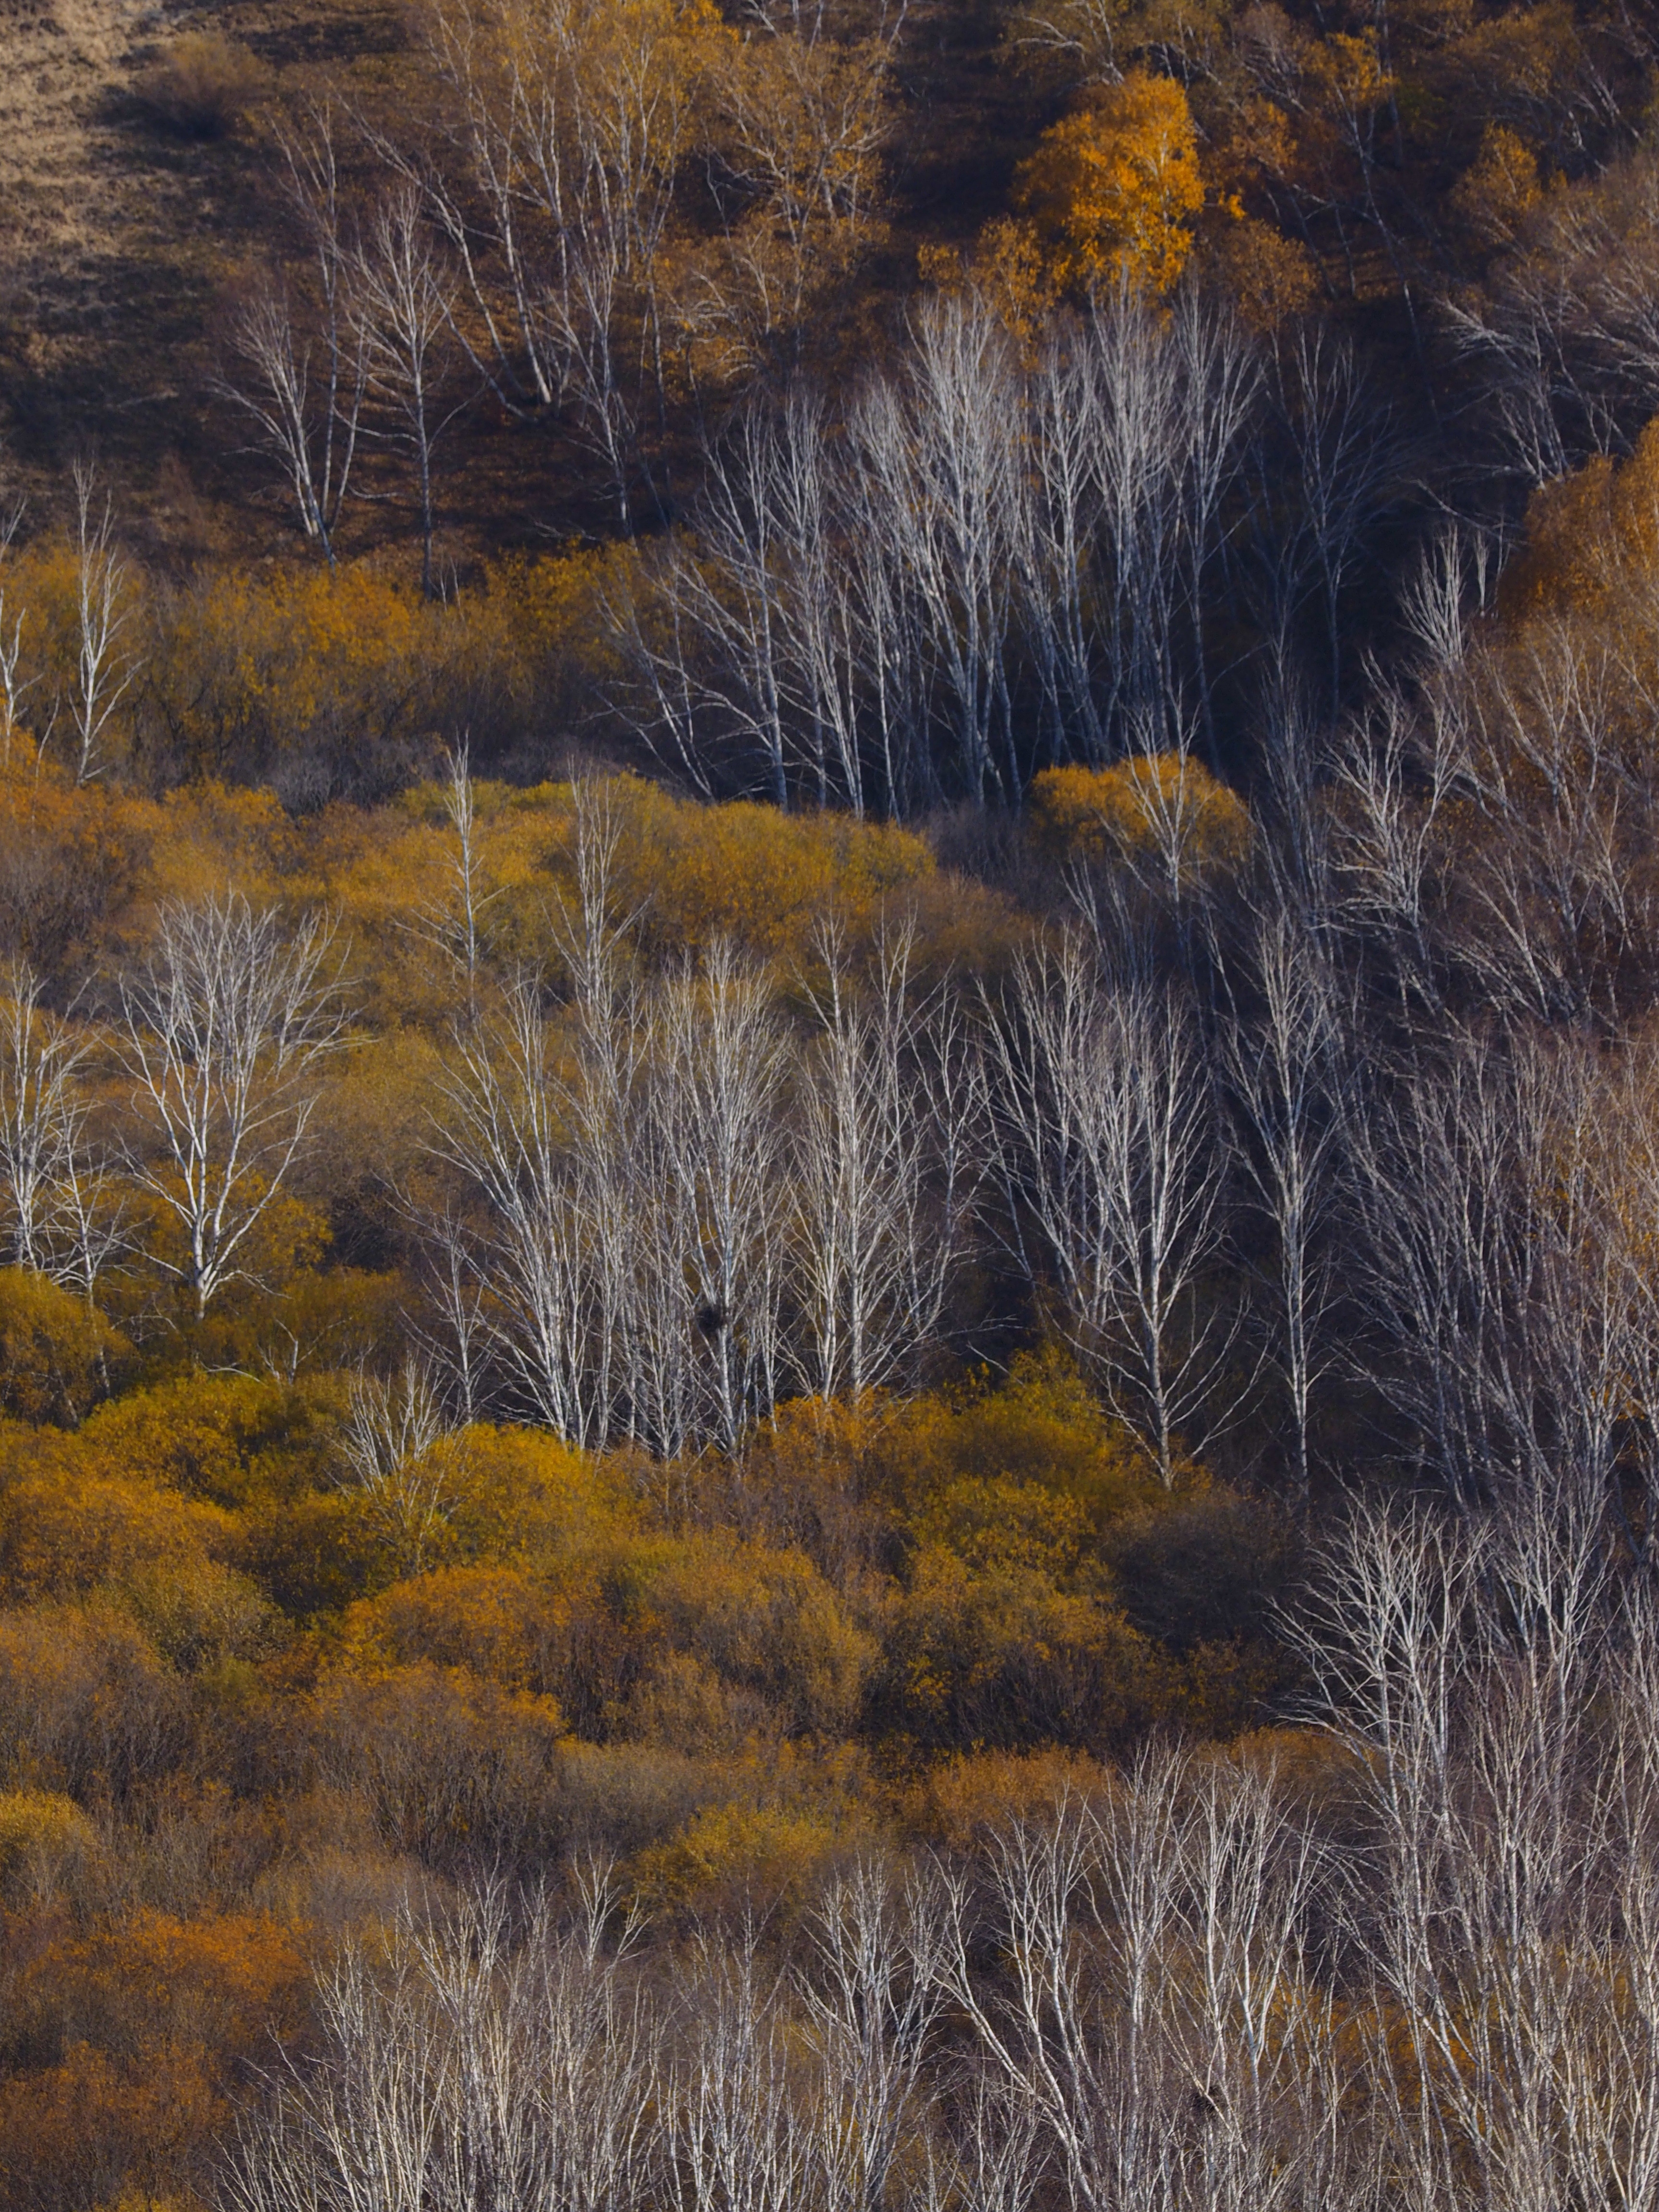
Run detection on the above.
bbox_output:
[0,961,120,1294]
[119,894,350,1320]
[217,101,365,566]
[991,935,1235,1482]
[792,924,982,1402]
[62,461,138,786]
[353,183,466,598]
[1220,904,1350,1504]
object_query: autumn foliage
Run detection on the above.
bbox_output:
[0,0,1657,2191]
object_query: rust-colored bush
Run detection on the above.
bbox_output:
[314,1661,564,1866]
[135,33,268,139]
[0,1606,188,1797]
[0,1271,128,1428]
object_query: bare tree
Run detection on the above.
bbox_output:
[1448,145,1659,476]
[653,940,790,1452]
[118,894,350,1320]
[1220,904,1350,1503]
[991,935,1236,1482]
[672,1932,815,2212]
[797,1861,949,2212]
[1256,328,1397,715]
[939,1755,1338,2212]
[0,473,36,763]
[431,791,654,1449]
[704,20,896,353]
[435,968,628,1446]
[0,959,123,1297]
[391,0,701,529]
[61,460,138,786]
[217,101,365,566]
[1343,1026,1643,1519]
[1288,1489,1645,2212]
[407,744,500,1022]
[854,293,1021,801]
[792,923,982,1403]
[226,1872,662,2212]
[339,1356,465,1573]
[353,183,466,598]
[1324,682,1460,1021]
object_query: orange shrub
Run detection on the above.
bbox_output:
[0,1270,129,1428]
[341,1564,570,1694]
[0,1604,188,1795]
[909,1744,1107,1847]
[118,1556,277,1673]
[0,1438,237,1609]
[0,757,150,980]
[13,1906,308,2067]
[1013,70,1206,296]
[0,2038,219,2212]
[735,1394,897,1586]
[314,1660,564,1864]
[0,1907,307,2209]
[1497,414,1659,631]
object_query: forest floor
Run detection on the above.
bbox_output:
[0,0,1044,563]
[0,0,403,543]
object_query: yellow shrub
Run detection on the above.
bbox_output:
[906,1475,1092,1578]
[136,31,268,138]
[117,1556,276,1672]
[0,1604,186,1793]
[0,1785,96,1898]
[71,1373,317,1508]
[592,777,935,962]
[0,1269,129,1427]
[878,1346,1164,1529]
[433,1422,636,1571]
[1030,756,1252,888]
[0,1450,237,1608]
[142,548,630,794]
[315,1660,565,1863]
[610,1532,876,1738]
[342,1564,569,1694]
[875,1545,1166,1754]
[0,536,146,781]
[145,568,425,784]
[633,1796,842,1915]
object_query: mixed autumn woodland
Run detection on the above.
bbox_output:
[3,0,1659,2203]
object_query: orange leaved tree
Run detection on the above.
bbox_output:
[1013,70,1205,298]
